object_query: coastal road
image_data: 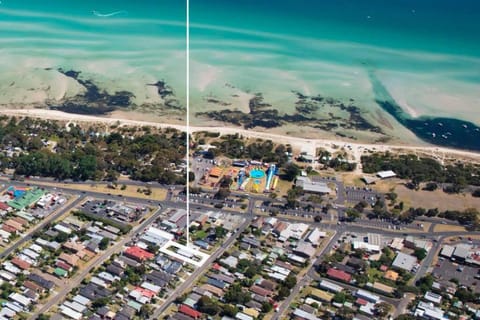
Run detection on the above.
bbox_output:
[7,176,476,241]
[149,216,253,319]
[0,194,84,259]
[29,206,165,320]
[0,178,169,212]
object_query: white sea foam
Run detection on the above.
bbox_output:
[92,10,128,18]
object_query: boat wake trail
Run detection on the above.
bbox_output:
[92,10,128,17]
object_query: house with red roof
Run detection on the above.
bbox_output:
[178,304,202,319]
[133,287,156,298]
[4,219,23,231]
[59,253,79,267]
[12,217,28,226]
[356,298,368,306]
[55,260,72,272]
[23,280,42,293]
[11,257,31,270]
[250,285,273,297]
[124,246,154,262]
[2,224,17,234]
[0,202,10,211]
[327,268,352,283]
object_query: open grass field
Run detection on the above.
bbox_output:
[372,179,400,193]
[395,185,480,211]
[274,179,293,197]
[339,173,364,187]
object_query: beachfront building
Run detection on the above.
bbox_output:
[376,170,396,179]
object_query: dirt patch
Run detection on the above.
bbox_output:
[433,224,466,233]
[395,185,480,211]
[24,180,166,201]
[339,173,364,187]
[372,179,401,193]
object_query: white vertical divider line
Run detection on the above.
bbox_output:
[186,0,190,247]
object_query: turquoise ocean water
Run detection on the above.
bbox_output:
[0,0,186,103]
[190,0,480,150]
[0,1,479,149]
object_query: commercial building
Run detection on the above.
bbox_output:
[392,252,417,272]
[295,177,331,194]
[306,228,326,246]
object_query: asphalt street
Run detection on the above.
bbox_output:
[149,216,253,319]
[29,206,165,320]
[0,195,84,260]
[0,175,477,319]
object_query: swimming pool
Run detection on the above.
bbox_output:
[250,169,265,179]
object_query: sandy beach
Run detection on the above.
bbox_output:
[2,109,479,163]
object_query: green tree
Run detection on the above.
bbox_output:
[346,208,360,221]
[416,274,434,293]
[413,248,427,261]
[283,163,300,181]
[221,304,239,317]
[92,297,110,309]
[245,265,258,278]
[197,296,220,315]
[261,301,273,313]
[333,292,347,304]
[215,226,227,239]
[224,284,250,304]
[99,238,110,250]
[283,274,297,289]
[54,231,69,243]
[276,286,291,300]
[138,304,152,318]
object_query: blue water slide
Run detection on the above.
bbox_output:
[264,164,276,191]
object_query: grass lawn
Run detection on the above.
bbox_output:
[274,179,293,197]
[339,172,364,187]
[396,185,480,211]
[367,267,384,283]
[193,230,207,240]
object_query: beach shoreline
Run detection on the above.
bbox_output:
[1,108,479,161]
